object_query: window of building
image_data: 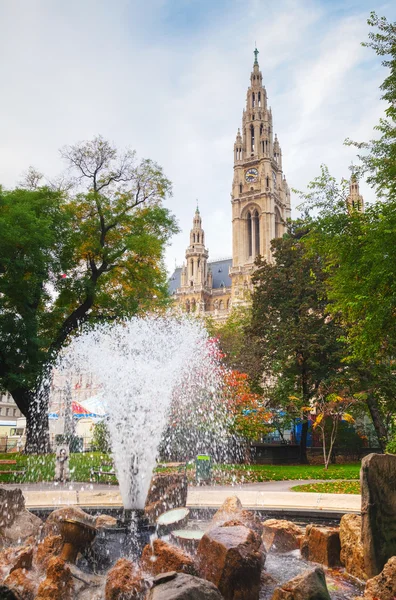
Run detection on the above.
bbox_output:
[258,91,261,107]
[254,210,260,256]
[247,211,252,257]
[250,125,255,152]
[6,408,10,416]
[252,93,255,107]
[239,183,242,194]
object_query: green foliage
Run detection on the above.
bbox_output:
[345,12,396,199]
[205,306,252,371]
[91,420,111,453]
[0,136,178,450]
[386,433,396,455]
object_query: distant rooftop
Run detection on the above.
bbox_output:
[168,257,232,295]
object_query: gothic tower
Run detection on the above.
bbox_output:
[180,207,210,290]
[346,174,364,213]
[230,48,291,303]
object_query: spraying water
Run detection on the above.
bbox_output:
[57,315,226,509]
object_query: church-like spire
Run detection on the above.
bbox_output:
[253,47,259,66]
[181,206,210,290]
[347,174,364,213]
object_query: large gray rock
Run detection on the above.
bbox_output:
[361,453,396,577]
[146,572,223,600]
[271,567,331,600]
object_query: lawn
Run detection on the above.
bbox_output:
[0,454,361,486]
[291,481,360,494]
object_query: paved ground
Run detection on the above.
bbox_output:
[3,480,361,513]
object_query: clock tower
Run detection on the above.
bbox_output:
[230,48,291,303]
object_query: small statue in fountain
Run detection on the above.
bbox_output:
[55,444,70,482]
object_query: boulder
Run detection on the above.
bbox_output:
[211,496,242,523]
[105,558,147,600]
[145,472,188,525]
[361,453,396,577]
[141,538,196,576]
[3,568,38,600]
[35,556,74,600]
[43,506,95,537]
[339,514,367,580]
[271,566,331,600]
[146,572,223,600]
[34,535,63,571]
[0,488,25,529]
[0,510,42,547]
[9,546,34,573]
[95,514,118,529]
[363,556,396,600]
[300,525,341,567]
[262,519,303,553]
[197,524,263,600]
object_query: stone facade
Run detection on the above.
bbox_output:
[170,48,291,317]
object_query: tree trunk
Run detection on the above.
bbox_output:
[366,393,388,453]
[12,384,51,454]
[299,415,309,464]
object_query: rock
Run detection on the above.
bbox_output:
[197,524,263,600]
[0,488,25,529]
[239,510,264,537]
[170,530,204,554]
[339,514,367,580]
[36,556,74,600]
[262,519,303,553]
[95,514,118,529]
[145,473,188,525]
[3,568,38,600]
[35,535,63,571]
[300,525,341,567]
[105,558,147,600]
[153,571,177,584]
[0,510,42,547]
[363,556,396,600]
[146,572,223,600]
[156,508,190,535]
[141,538,196,576]
[9,546,34,573]
[211,496,243,523]
[271,566,331,600]
[361,453,396,577]
[43,506,96,537]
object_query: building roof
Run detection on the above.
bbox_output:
[168,258,232,295]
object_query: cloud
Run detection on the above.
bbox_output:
[0,0,394,274]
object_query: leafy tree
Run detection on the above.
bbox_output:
[345,12,396,199]
[0,136,178,453]
[205,306,253,372]
[247,221,347,463]
[91,420,111,453]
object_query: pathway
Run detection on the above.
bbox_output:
[4,480,361,514]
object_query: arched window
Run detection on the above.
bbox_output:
[227,298,231,309]
[250,125,255,152]
[258,92,261,107]
[247,211,252,257]
[275,208,282,238]
[254,210,260,256]
[239,183,243,194]
[193,233,195,243]
[197,233,200,243]
[191,259,194,277]
[252,93,255,107]
[260,124,263,136]
[266,176,269,188]
[219,300,224,310]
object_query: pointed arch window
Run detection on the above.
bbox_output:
[197,233,200,243]
[260,123,264,136]
[252,93,255,107]
[250,125,255,152]
[239,183,243,194]
[275,207,282,238]
[247,211,252,257]
[193,233,195,243]
[254,210,260,256]
[258,91,261,107]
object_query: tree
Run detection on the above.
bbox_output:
[247,221,347,463]
[296,168,395,451]
[0,136,178,453]
[345,12,396,199]
[205,306,254,372]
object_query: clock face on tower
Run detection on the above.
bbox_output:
[245,168,258,183]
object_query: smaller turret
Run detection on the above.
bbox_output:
[346,174,364,213]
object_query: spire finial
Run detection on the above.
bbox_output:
[254,46,259,66]
[195,199,199,214]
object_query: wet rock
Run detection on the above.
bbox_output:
[43,506,95,537]
[153,571,177,584]
[339,514,367,581]
[363,556,396,600]
[105,557,147,600]
[300,525,341,567]
[9,546,34,573]
[95,514,118,529]
[68,563,104,597]
[3,568,38,600]
[0,488,25,529]
[34,535,63,571]
[170,530,204,554]
[361,453,396,578]
[197,524,263,600]
[271,566,331,599]
[212,496,243,523]
[141,539,196,576]
[146,572,223,600]
[262,519,303,553]
[145,472,188,525]
[36,556,74,600]
[0,510,42,547]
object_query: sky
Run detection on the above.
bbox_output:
[0,0,395,274]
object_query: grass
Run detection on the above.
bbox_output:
[0,453,361,486]
[291,481,360,495]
